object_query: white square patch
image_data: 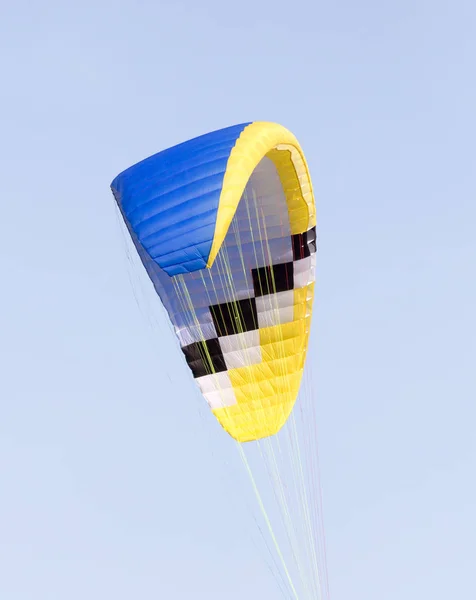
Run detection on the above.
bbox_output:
[293,255,316,288]
[196,372,237,409]
[219,330,259,353]
[256,290,294,328]
[220,330,262,370]
[222,347,262,370]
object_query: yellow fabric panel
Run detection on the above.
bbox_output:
[293,282,315,320]
[275,143,316,230]
[207,122,317,267]
[259,317,310,346]
[211,310,313,442]
[266,148,309,235]
[229,354,303,387]
[212,378,302,442]
[207,121,317,442]
[260,317,311,362]
[211,398,295,442]
[260,335,304,363]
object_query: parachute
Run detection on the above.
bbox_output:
[111,122,316,443]
[111,122,328,599]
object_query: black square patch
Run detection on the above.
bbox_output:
[292,226,317,260]
[252,262,294,297]
[210,298,258,337]
[182,338,227,378]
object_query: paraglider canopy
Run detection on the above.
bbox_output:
[111,121,317,442]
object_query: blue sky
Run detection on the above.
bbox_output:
[1,0,475,598]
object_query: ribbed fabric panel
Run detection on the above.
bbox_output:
[111,122,251,275]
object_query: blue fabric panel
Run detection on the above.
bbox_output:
[111,122,251,276]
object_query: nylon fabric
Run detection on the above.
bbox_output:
[111,121,317,442]
[111,122,250,275]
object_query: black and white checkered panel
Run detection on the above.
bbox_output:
[166,156,293,343]
[180,226,316,408]
[148,156,316,409]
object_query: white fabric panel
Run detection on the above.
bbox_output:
[256,290,294,313]
[256,290,294,328]
[293,254,316,288]
[219,330,260,353]
[203,389,238,409]
[223,348,262,370]
[196,372,237,409]
[220,331,262,370]
[176,322,218,346]
[244,157,290,231]
[196,371,233,393]
[257,306,294,328]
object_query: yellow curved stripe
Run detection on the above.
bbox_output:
[204,121,317,442]
[206,121,317,268]
[213,284,314,443]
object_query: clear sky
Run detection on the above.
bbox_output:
[1,0,475,598]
